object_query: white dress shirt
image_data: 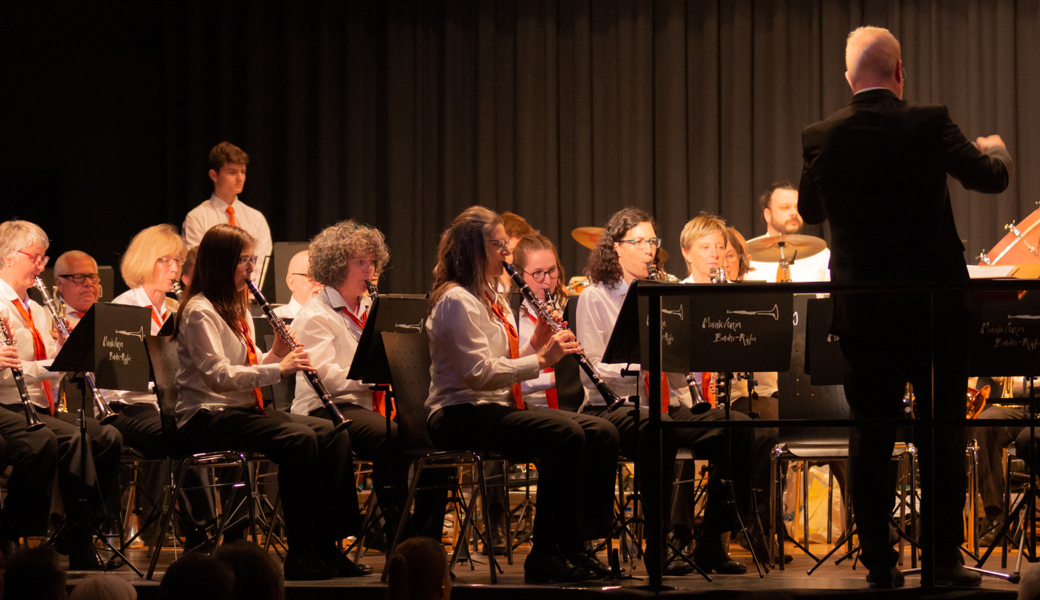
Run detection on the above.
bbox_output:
[0,278,63,409]
[574,280,690,411]
[182,195,273,282]
[272,297,303,320]
[292,288,374,414]
[746,239,831,283]
[107,286,177,406]
[516,300,556,408]
[426,285,541,415]
[175,294,281,426]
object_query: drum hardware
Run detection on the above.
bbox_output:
[1006,221,1039,257]
[976,250,994,266]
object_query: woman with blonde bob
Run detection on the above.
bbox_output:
[112,224,216,549]
[678,214,728,283]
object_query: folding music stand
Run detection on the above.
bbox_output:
[347,294,429,556]
[48,302,150,576]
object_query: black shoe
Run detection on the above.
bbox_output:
[68,538,104,571]
[979,516,1004,547]
[568,548,614,579]
[865,566,905,589]
[663,553,696,577]
[482,513,509,556]
[284,551,334,581]
[524,549,595,584]
[316,544,373,577]
[934,563,982,587]
[692,536,747,575]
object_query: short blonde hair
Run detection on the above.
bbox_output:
[308,220,390,288]
[0,220,49,262]
[120,224,188,289]
[680,214,728,277]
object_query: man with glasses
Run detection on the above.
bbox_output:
[53,251,102,327]
[274,251,323,320]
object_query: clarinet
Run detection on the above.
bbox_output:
[245,280,350,430]
[503,262,624,410]
[172,281,184,302]
[366,279,378,299]
[0,314,45,430]
[32,277,118,424]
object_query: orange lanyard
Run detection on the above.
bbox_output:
[12,300,55,415]
[238,319,267,416]
[487,293,524,409]
[337,303,388,415]
[523,307,557,409]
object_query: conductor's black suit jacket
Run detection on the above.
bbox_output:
[798,88,1012,338]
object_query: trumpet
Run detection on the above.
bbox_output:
[0,312,46,431]
[503,262,624,410]
[245,280,350,430]
[32,277,117,424]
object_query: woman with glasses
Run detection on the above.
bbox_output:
[510,233,620,575]
[110,224,217,548]
[0,219,123,569]
[174,224,365,580]
[575,207,760,575]
[427,206,612,583]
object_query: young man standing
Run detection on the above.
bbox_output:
[183,142,273,283]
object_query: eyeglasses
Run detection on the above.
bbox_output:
[523,266,560,282]
[238,255,258,266]
[488,238,510,252]
[57,273,100,285]
[617,238,662,251]
[157,256,186,268]
[18,251,49,267]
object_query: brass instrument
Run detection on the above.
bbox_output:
[245,280,350,430]
[0,311,46,430]
[709,266,729,284]
[967,386,989,420]
[503,262,624,410]
[646,261,679,282]
[32,277,117,424]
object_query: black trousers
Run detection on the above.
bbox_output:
[972,404,1026,518]
[0,405,58,538]
[840,310,969,569]
[309,404,448,540]
[177,409,358,550]
[112,403,216,532]
[428,403,617,554]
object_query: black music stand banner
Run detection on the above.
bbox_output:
[50,303,152,393]
[969,291,1040,376]
[685,288,794,373]
[349,294,429,385]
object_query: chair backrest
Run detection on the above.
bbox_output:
[381,331,438,455]
[778,294,850,444]
[552,298,587,412]
[145,335,181,447]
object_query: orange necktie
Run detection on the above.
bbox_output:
[150,307,164,331]
[644,371,671,414]
[239,319,267,416]
[488,294,524,409]
[524,308,558,409]
[337,304,387,412]
[12,300,55,415]
[226,205,238,227]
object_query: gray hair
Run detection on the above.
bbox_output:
[308,220,390,288]
[0,219,49,263]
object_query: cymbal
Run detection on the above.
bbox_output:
[572,227,605,249]
[747,234,827,263]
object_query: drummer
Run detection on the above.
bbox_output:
[745,182,830,282]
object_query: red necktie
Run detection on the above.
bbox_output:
[524,308,557,409]
[644,371,671,414]
[238,319,267,416]
[488,294,524,409]
[226,205,238,227]
[337,304,387,412]
[12,300,55,415]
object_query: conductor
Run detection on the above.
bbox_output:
[798,26,1012,588]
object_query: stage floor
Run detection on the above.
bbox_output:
[61,538,1027,600]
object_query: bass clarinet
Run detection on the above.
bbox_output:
[32,277,118,424]
[0,313,45,430]
[503,262,624,410]
[245,280,350,430]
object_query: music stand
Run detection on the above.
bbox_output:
[48,302,150,576]
[347,294,429,556]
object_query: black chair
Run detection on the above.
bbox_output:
[144,335,275,579]
[381,331,510,583]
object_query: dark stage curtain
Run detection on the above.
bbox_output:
[2,1,1038,294]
